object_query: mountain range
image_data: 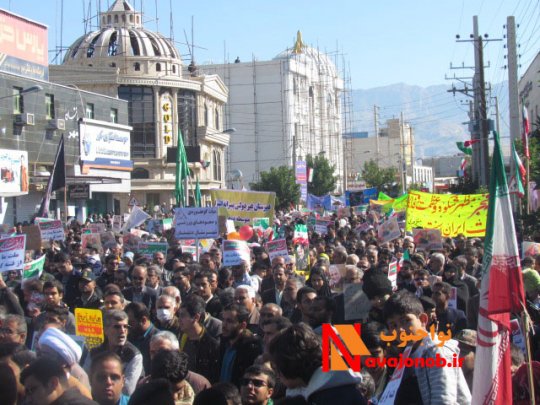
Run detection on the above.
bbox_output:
[350,81,509,157]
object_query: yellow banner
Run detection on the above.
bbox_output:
[210,189,276,226]
[405,191,488,237]
[75,308,104,349]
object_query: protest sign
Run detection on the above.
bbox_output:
[0,235,25,272]
[122,205,151,231]
[253,217,270,230]
[211,189,275,226]
[379,346,413,404]
[174,207,219,239]
[162,218,173,231]
[343,283,371,321]
[75,308,104,349]
[81,232,102,251]
[315,220,331,235]
[122,233,141,252]
[180,245,197,261]
[100,231,117,250]
[413,229,443,251]
[88,223,106,234]
[225,219,236,235]
[353,205,368,215]
[510,319,527,354]
[22,225,41,251]
[112,215,123,232]
[295,244,307,271]
[138,242,168,260]
[406,190,488,237]
[522,242,540,259]
[388,260,398,291]
[329,264,346,292]
[266,239,289,262]
[337,207,350,218]
[377,217,401,243]
[354,222,372,237]
[222,240,251,266]
[34,217,54,223]
[37,220,64,242]
[293,224,308,245]
[23,255,45,279]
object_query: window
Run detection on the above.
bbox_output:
[114,15,118,23]
[156,63,161,72]
[172,65,176,74]
[177,90,197,146]
[85,103,95,119]
[215,107,220,130]
[204,104,209,127]
[131,168,150,179]
[134,62,140,71]
[110,108,118,123]
[213,150,222,181]
[12,87,22,114]
[119,86,156,158]
[45,94,55,119]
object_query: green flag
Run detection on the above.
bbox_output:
[195,178,202,207]
[456,142,472,155]
[23,255,45,279]
[378,191,393,200]
[175,129,190,207]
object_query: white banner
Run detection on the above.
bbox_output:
[0,235,26,272]
[174,207,219,239]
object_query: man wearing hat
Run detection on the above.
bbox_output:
[454,329,476,392]
[74,268,103,310]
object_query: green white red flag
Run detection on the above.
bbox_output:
[472,131,525,404]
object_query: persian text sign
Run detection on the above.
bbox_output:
[138,242,168,260]
[0,235,25,271]
[174,207,219,239]
[266,239,289,263]
[405,190,488,237]
[74,308,104,349]
[211,189,275,226]
[222,240,251,266]
[37,220,64,241]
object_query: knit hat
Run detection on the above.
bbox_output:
[38,327,82,366]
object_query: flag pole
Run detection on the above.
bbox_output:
[526,157,530,214]
[521,308,536,404]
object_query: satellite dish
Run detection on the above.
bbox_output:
[230,169,243,181]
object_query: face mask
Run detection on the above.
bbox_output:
[156,308,173,323]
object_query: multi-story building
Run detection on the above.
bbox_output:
[519,51,540,126]
[202,33,345,193]
[49,0,230,209]
[0,9,130,225]
[343,118,414,188]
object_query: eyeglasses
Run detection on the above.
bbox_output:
[241,378,268,388]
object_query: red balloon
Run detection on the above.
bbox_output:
[239,225,254,241]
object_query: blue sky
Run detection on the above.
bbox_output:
[2,0,538,90]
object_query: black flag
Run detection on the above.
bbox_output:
[37,134,65,217]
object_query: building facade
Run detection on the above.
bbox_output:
[49,0,230,209]
[202,33,345,193]
[344,118,414,189]
[519,51,540,126]
[0,9,130,225]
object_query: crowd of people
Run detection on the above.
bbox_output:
[0,208,539,405]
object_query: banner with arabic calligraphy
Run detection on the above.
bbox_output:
[405,191,488,237]
[211,189,275,227]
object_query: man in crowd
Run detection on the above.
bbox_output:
[89,352,129,405]
[125,302,159,375]
[122,265,157,312]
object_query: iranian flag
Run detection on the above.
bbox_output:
[509,141,526,198]
[522,104,531,159]
[23,255,45,279]
[472,131,525,404]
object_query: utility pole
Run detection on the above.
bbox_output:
[400,112,406,194]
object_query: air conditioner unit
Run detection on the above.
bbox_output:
[48,118,66,130]
[14,113,35,126]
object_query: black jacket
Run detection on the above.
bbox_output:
[122,286,157,311]
[182,329,221,383]
[50,388,98,405]
[219,330,262,387]
[205,295,223,319]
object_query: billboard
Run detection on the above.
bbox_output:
[79,118,133,173]
[0,149,28,197]
[0,9,48,80]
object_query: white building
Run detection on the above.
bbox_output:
[202,33,344,192]
[49,0,229,209]
[519,51,540,125]
[343,118,414,188]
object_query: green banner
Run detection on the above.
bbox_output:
[23,255,45,279]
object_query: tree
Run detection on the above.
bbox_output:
[361,160,399,194]
[306,154,337,196]
[250,166,300,210]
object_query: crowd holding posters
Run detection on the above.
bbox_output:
[413,228,443,251]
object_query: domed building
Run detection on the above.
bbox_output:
[50,0,229,210]
[202,32,344,195]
